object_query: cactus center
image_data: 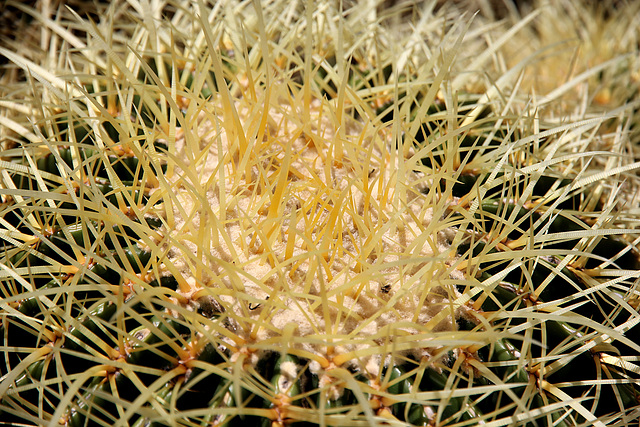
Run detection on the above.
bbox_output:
[158,86,463,364]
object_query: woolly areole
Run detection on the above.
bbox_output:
[159,85,463,366]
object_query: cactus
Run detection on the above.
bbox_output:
[1,0,640,426]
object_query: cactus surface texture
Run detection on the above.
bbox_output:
[1,0,640,426]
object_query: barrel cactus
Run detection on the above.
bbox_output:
[1,0,639,426]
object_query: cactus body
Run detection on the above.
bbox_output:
[1,1,640,426]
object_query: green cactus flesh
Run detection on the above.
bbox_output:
[1,1,640,426]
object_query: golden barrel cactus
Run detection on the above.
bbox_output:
[1,0,639,425]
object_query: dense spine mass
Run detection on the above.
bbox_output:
[1,1,640,426]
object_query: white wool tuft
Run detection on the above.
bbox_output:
[157,88,462,370]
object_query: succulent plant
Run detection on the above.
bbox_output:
[1,0,640,426]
